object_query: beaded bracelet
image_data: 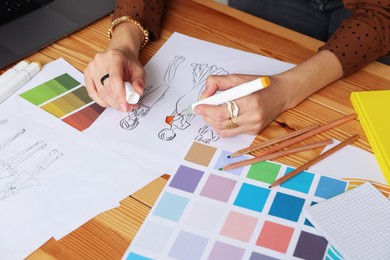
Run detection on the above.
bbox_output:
[107,16,149,49]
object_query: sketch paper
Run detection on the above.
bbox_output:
[0,59,162,260]
[310,140,386,184]
[84,33,296,174]
[303,182,390,259]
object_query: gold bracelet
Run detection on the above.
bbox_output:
[107,16,149,49]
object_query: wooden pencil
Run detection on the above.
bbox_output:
[227,124,320,158]
[269,134,359,188]
[220,139,333,171]
[248,113,356,159]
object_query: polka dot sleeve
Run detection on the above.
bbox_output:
[320,0,390,76]
[112,0,165,41]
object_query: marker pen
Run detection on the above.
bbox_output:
[125,82,141,104]
[179,76,271,115]
[0,61,41,104]
[0,60,29,86]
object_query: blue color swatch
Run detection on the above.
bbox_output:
[234,183,270,212]
[280,167,314,193]
[315,176,348,199]
[268,192,305,222]
[153,192,189,221]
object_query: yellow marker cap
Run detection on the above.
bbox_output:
[261,76,271,87]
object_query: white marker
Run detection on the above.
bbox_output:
[125,81,141,104]
[0,60,29,86]
[0,61,41,104]
[179,76,271,115]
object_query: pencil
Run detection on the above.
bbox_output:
[220,139,333,171]
[248,114,356,159]
[269,134,359,188]
[227,124,320,158]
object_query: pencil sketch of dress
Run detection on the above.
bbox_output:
[0,149,63,200]
[0,129,25,151]
[158,63,228,142]
[119,56,185,130]
[0,140,47,179]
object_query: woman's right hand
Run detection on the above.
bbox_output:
[84,22,146,112]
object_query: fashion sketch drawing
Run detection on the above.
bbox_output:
[0,124,63,200]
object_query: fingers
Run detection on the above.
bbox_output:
[84,49,145,112]
[201,74,258,99]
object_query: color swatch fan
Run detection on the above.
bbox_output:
[123,141,351,259]
[350,90,390,184]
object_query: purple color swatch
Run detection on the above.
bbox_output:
[169,165,204,193]
[200,174,237,202]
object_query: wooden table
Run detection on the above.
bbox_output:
[24,0,390,259]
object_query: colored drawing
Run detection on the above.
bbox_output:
[19,73,105,131]
[123,141,351,259]
[158,62,227,143]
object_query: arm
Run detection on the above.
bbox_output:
[197,0,389,138]
[84,0,165,112]
[321,0,390,76]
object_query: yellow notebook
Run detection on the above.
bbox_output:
[350,90,390,185]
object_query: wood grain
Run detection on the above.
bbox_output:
[21,0,390,259]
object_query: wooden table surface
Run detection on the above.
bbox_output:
[22,0,390,259]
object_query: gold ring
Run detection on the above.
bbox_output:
[226,117,238,129]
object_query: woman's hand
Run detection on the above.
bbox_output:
[194,74,290,138]
[194,50,343,138]
[84,22,146,112]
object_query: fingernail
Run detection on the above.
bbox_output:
[194,106,201,114]
[120,103,127,113]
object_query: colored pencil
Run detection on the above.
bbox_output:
[269,134,359,188]
[220,139,333,171]
[227,124,320,158]
[245,114,356,160]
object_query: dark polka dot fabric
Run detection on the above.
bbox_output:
[320,0,390,76]
[112,0,164,41]
[113,0,389,77]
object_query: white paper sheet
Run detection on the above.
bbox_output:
[0,59,162,259]
[85,33,295,174]
[310,140,387,184]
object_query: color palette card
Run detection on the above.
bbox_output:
[123,141,350,260]
[18,59,105,131]
[303,182,390,260]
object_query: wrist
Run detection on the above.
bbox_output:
[272,50,343,110]
[108,22,144,56]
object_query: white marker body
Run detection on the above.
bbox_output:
[0,60,29,86]
[0,62,40,103]
[125,82,141,104]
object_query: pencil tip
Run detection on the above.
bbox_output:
[227,155,231,158]
[218,168,222,171]
[268,185,272,188]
